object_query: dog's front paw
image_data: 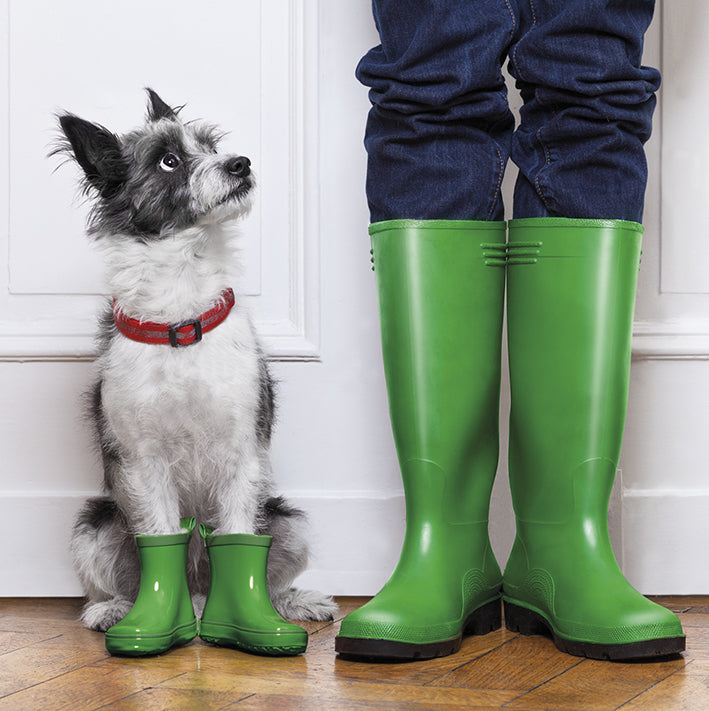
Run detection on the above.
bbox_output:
[81,598,133,632]
[271,587,339,622]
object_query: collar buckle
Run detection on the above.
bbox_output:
[168,318,203,348]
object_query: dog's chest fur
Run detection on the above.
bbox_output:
[96,226,264,487]
[101,316,259,446]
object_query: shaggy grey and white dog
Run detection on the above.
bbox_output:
[55,89,336,632]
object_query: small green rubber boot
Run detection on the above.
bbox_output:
[198,526,308,656]
[504,218,685,660]
[104,517,198,656]
[335,220,506,661]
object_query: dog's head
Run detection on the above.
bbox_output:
[55,89,254,239]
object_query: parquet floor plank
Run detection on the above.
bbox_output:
[427,634,582,691]
[94,686,250,711]
[0,633,107,698]
[504,656,686,711]
[156,671,520,709]
[619,667,708,711]
[0,664,182,711]
[0,596,706,710]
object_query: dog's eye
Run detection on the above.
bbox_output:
[159,153,181,172]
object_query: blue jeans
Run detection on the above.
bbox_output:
[357,0,660,223]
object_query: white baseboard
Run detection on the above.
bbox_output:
[0,491,407,598]
[3,489,706,597]
[0,494,86,596]
[622,490,709,594]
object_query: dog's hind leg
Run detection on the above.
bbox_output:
[260,496,338,622]
[71,497,140,631]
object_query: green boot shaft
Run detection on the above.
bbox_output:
[507,218,641,516]
[374,220,505,517]
[504,218,684,659]
[336,220,506,660]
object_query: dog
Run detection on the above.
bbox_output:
[54,89,337,632]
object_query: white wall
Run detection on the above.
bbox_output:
[618,1,709,594]
[0,0,706,598]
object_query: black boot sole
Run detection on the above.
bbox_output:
[335,597,501,662]
[504,600,686,661]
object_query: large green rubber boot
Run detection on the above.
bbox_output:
[198,526,308,656]
[504,218,685,660]
[104,517,198,656]
[335,220,506,661]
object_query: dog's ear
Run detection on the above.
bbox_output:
[57,114,127,198]
[146,88,178,122]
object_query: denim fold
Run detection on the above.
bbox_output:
[358,0,660,223]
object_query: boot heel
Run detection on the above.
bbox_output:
[504,601,550,636]
[465,598,502,635]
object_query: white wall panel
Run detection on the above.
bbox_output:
[660,1,709,296]
[0,0,366,598]
[623,494,709,595]
[631,0,709,359]
[0,0,319,361]
[618,0,709,593]
[620,359,709,593]
[8,0,261,297]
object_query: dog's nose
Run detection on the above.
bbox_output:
[226,156,251,178]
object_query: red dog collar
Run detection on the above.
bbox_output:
[113,288,235,347]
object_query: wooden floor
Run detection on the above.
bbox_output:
[0,597,707,710]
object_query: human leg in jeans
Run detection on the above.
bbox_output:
[504,0,685,658]
[357,0,516,222]
[509,0,660,221]
[335,0,512,660]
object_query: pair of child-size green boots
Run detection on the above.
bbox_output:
[104,521,308,657]
[335,218,685,662]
